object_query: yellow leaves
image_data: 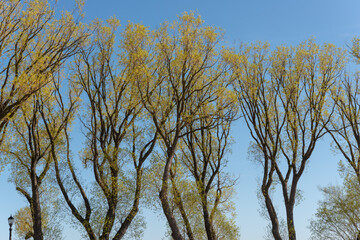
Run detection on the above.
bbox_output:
[221,48,235,65]
[350,37,360,63]
[21,0,52,27]
[75,0,85,18]
[0,0,86,112]
[121,22,151,78]
[106,16,121,29]
[228,39,346,112]
[270,45,291,72]
[203,26,218,43]
[318,43,346,77]
[146,11,227,121]
[215,87,237,111]
[228,38,349,166]
[177,11,204,37]
[122,22,149,51]
[14,207,34,238]
[153,11,221,77]
[91,17,120,54]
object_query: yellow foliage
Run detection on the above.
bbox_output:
[0,0,86,142]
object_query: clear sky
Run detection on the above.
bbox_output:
[1,0,360,239]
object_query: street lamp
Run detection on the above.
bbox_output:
[8,215,14,240]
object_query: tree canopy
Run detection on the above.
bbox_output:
[1,2,360,240]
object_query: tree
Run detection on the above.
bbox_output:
[147,137,240,240]
[147,104,240,240]
[350,37,360,64]
[310,173,360,240]
[3,77,77,240]
[225,40,345,240]
[314,37,360,240]
[0,0,86,148]
[138,12,233,240]
[326,73,360,185]
[47,18,157,240]
[14,206,63,240]
[174,102,239,240]
[322,70,360,240]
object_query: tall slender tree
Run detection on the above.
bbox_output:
[176,106,239,240]
[138,12,233,240]
[46,18,157,240]
[325,72,360,185]
[4,77,77,240]
[225,40,345,240]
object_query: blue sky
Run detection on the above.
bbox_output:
[74,0,360,46]
[1,0,360,239]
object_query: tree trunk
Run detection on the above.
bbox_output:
[286,201,296,240]
[99,193,117,240]
[264,194,282,240]
[159,146,184,240]
[31,170,43,240]
[170,168,194,240]
[159,187,184,240]
[113,168,142,240]
[202,201,216,240]
[285,175,299,240]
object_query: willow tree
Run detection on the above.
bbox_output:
[137,12,233,240]
[310,174,360,240]
[47,18,157,240]
[325,37,360,184]
[323,73,360,240]
[174,105,239,240]
[3,76,77,240]
[0,0,86,146]
[225,40,345,240]
[14,205,63,240]
[325,72,360,187]
[350,37,360,63]
[314,38,360,240]
[147,91,239,240]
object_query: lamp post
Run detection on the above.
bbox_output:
[8,215,14,240]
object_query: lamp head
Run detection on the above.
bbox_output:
[8,215,14,227]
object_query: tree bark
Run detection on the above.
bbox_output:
[113,168,142,240]
[201,199,216,240]
[170,169,194,240]
[264,193,282,240]
[159,146,184,240]
[31,167,43,240]
[285,202,296,240]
